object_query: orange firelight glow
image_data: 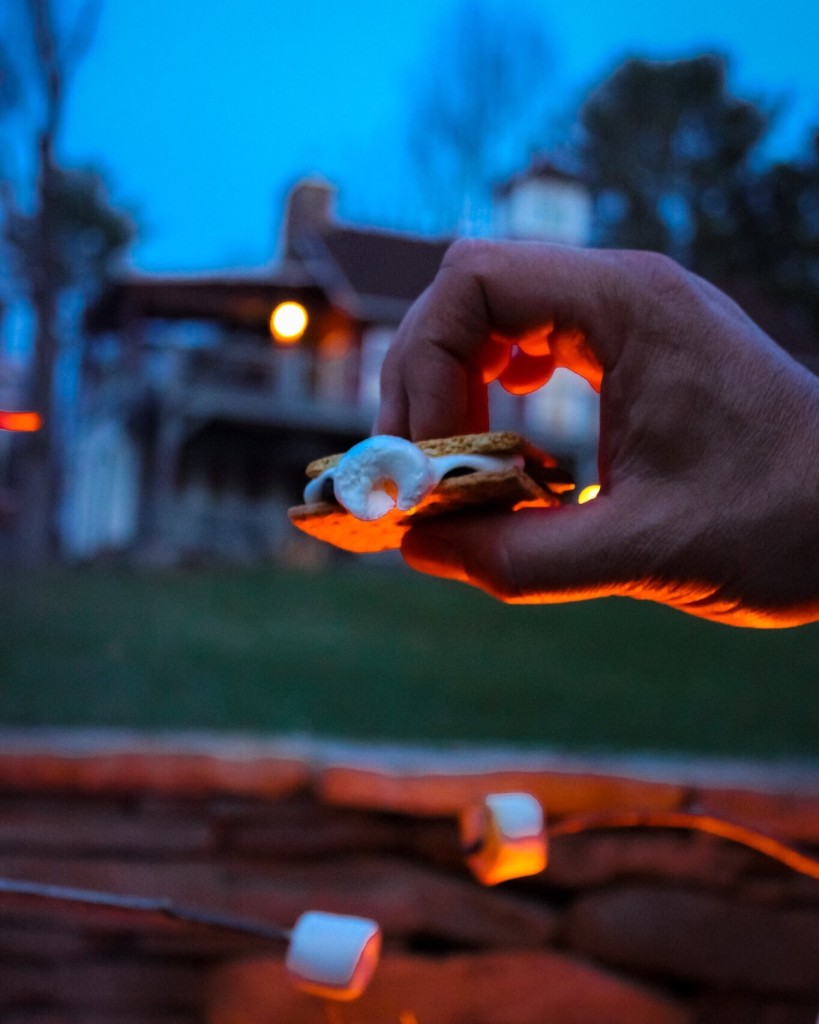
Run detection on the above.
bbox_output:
[319,329,352,359]
[460,796,547,886]
[0,411,42,432]
[550,810,819,879]
[270,301,308,344]
[577,483,600,504]
[467,830,547,885]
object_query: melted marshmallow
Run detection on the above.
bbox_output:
[304,435,523,521]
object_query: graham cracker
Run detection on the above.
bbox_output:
[304,431,556,479]
[288,463,558,554]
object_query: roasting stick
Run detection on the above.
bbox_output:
[0,875,291,940]
[0,878,381,1000]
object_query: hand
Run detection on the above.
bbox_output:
[375,239,819,628]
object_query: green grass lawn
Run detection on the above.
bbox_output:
[0,561,817,757]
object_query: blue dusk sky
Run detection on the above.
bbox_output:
[24,0,819,272]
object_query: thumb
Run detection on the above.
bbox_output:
[400,496,649,604]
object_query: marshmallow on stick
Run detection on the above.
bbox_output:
[460,792,548,885]
[285,911,382,1001]
[288,432,574,553]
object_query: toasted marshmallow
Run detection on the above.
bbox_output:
[460,792,548,885]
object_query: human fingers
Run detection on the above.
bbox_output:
[376,280,490,438]
[400,332,819,629]
[376,239,615,440]
[381,241,819,626]
[400,492,648,605]
[399,485,819,628]
[480,337,512,383]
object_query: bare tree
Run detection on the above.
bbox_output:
[1,0,131,564]
[407,0,554,234]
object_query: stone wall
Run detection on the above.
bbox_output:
[0,731,817,1024]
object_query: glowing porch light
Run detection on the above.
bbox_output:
[270,301,308,344]
[577,483,600,504]
[0,411,42,432]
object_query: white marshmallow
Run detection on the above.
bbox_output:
[285,910,382,1001]
[460,792,548,885]
[332,436,437,520]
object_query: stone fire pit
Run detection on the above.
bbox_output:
[0,730,817,1023]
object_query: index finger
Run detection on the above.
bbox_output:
[375,239,624,441]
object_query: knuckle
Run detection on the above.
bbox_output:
[441,237,497,277]
[620,249,694,302]
[606,249,708,344]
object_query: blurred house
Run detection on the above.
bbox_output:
[68,163,600,562]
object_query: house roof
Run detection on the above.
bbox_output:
[321,227,451,304]
[85,270,328,334]
[88,218,451,333]
[293,224,451,322]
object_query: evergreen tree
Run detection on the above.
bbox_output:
[749,132,819,326]
[578,54,769,279]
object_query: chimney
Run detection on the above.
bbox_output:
[282,178,336,261]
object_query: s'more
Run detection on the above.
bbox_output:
[288,431,574,553]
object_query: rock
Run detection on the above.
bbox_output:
[564,884,819,997]
[691,787,819,843]
[215,792,445,861]
[543,829,757,890]
[740,873,819,909]
[0,961,203,1013]
[207,950,693,1024]
[0,747,310,799]
[694,993,819,1024]
[319,766,684,817]
[0,796,212,856]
